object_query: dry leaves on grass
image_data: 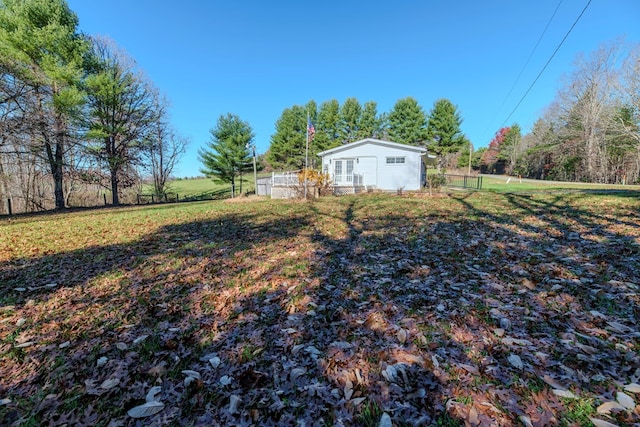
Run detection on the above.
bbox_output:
[0,192,639,426]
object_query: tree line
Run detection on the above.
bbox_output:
[0,0,186,213]
[480,41,640,184]
[198,97,470,192]
[264,96,469,171]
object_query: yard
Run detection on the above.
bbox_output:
[0,190,639,426]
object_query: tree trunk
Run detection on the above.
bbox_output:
[111,169,119,205]
[53,146,65,209]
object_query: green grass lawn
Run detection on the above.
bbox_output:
[480,175,640,193]
[142,174,271,200]
[1,192,639,425]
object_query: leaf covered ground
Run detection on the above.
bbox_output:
[1,191,639,426]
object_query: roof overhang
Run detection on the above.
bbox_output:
[317,138,427,157]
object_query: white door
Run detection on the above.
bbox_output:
[345,159,354,184]
[334,159,354,185]
[334,160,343,185]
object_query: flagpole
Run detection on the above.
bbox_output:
[304,111,309,199]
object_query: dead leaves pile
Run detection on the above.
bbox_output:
[0,192,639,426]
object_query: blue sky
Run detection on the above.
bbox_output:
[66,0,640,177]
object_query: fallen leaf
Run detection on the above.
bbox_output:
[133,335,149,345]
[209,357,221,369]
[96,356,108,367]
[596,401,625,415]
[58,341,70,349]
[552,389,578,399]
[344,379,354,400]
[574,342,598,355]
[508,354,523,370]
[100,378,120,390]
[115,342,128,351]
[616,391,635,409]
[397,328,408,344]
[379,412,392,427]
[290,367,307,380]
[541,375,566,390]
[229,395,241,414]
[181,370,201,380]
[459,363,480,375]
[329,341,353,349]
[519,415,533,427]
[503,337,533,346]
[127,401,164,418]
[624,383,640,393]
[468,406,479,425]
[589,418,620,427]
[146,386,162,403]
[304,345,322,356]
[0,398,11,405]
[350,397,366,405]
[148,364,166,377]
[220,375,233,386]
[14,341,34,348]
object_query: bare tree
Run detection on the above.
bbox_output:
[557,43,621,182]
[84,37,159,205]
[143,96,188,198]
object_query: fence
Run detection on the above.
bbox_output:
[137,189,232,204]
[272,172,300,186]
[442,174,483,190]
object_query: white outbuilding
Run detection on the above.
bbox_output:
[317,138,432,193]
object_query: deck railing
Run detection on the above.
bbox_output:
[272,171,300,186]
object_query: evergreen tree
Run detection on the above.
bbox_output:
[387,97,427,145]
[266,105,306,170]
[315,99,341,152]
[358,101,380,140]
[425,98,466,168]
[199,113,253,197]
[339,97,362,144]
[0,0,88,209]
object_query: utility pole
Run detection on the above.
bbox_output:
[252,144,257,194]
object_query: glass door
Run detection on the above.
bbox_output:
[334,160,343,184]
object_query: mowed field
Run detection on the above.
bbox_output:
[1,190,639,426]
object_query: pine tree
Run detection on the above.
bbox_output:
[199,113,253,197]
[387,97,427,145]
[425,99,467,168]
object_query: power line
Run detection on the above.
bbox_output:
[494,0,564,119]
[498,0,592,131]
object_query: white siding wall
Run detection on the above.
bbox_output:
[321,142,424,191]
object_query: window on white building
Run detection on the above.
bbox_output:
[386,157,405,164]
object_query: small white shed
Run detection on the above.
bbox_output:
[317,138,430,192]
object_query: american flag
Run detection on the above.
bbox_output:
[307,117,315,141]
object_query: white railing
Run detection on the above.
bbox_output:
[272,171,300,186]
[272,171,364,188]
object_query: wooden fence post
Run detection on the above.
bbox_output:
[176,194,179,202]
[7,198,12,216]
[151,195,155,203]
[137,194,140,205]
[103,194,107,205]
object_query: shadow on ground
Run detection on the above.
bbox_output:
[1,191,639,426]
